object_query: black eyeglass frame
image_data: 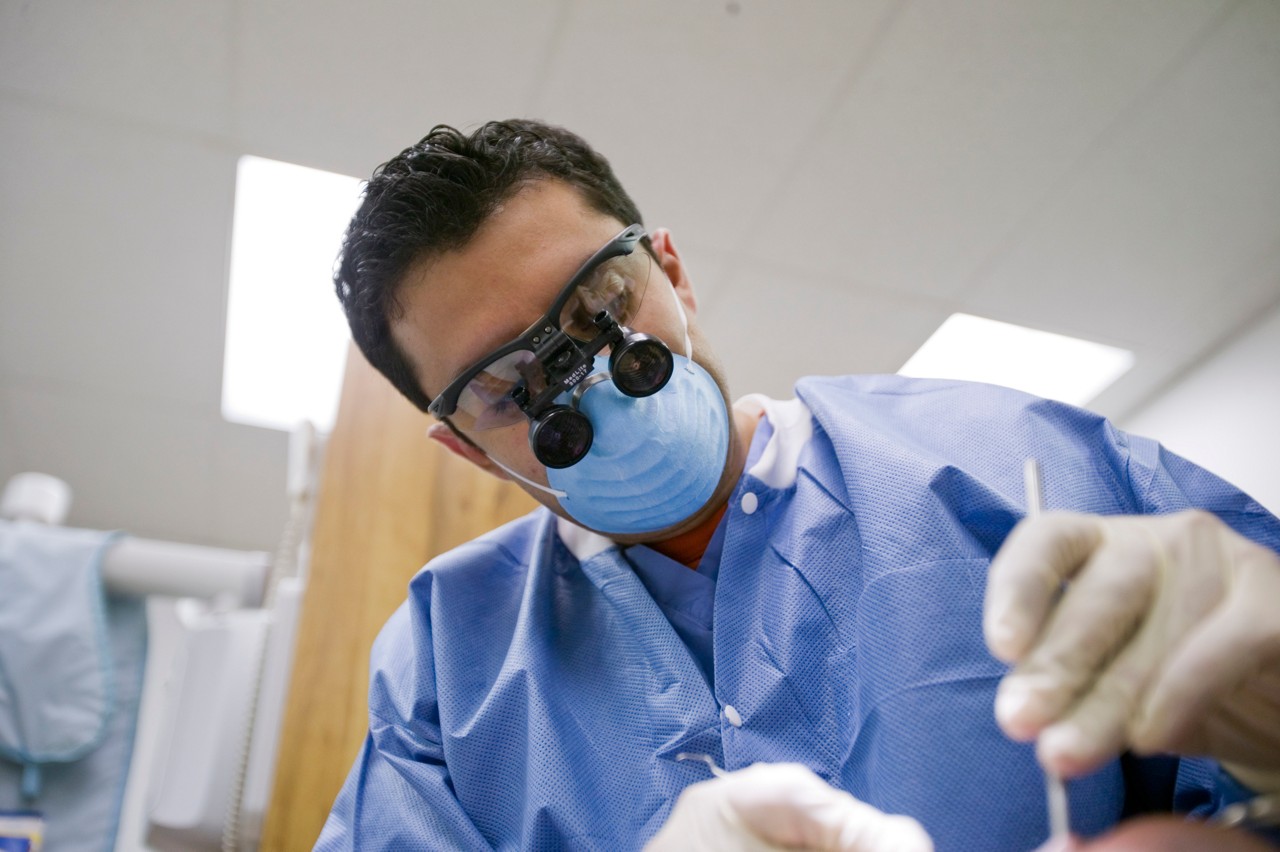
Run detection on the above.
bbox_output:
[426,224,649,422]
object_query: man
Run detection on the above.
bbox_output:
[317,120,1280,850]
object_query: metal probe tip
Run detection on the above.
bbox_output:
[1023,458,1069,841]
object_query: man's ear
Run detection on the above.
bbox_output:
[648,228,698,316]
[427,422,511,482]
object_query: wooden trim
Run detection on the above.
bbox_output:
[261,345,536,849]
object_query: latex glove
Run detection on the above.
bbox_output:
[644,763,932,852]
[984,510,1280,790]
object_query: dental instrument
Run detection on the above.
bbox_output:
[1024,458,1070,843]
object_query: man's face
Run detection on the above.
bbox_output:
[389,178,742,542]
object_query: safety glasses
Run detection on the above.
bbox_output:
[427,224,658,434]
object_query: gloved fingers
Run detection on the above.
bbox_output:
[728,764,932,852]
[838,813,933,852]
[727,763,840,848]
[1203,681,1280,770]
[1033,610,1170,777]
[985,513,1105,663]
[761,787,930,852]
[993,525,1161,741]
[781,789,932,852]
[890,817,934,852]
[645,772,794,852]
[1132,545,1280,757]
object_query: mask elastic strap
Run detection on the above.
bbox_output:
[488,455,569,499]
[672,290,695,373]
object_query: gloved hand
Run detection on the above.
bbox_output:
[984,510,1280,791]
[644,762,932,851]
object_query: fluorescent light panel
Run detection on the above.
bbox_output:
[898,313,1134,406]
[222,156,361,433]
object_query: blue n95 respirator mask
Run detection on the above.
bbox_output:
[426,224,731,535]
[486,316,730,536]
[484,348,729,536]
[543,352,728,534]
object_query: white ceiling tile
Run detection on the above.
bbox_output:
[753,0,1232,299]
[1168,240,1280,354]
[0,98,234,410]
[234,0,570,176]
[1089,240,1280,419]
[533,0,900,251]
[1117,301,1280,513]
[697,260,948,401]
[1071,339,1187,421]
[0,0,234,136]
[965,0,1280,350]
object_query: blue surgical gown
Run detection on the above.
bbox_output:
[316,375,1280,851]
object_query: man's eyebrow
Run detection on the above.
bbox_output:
[439,230,614,387]
[442,303,536,391]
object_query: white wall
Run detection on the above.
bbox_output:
[1121,300,1280,516]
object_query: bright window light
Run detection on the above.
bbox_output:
[222,155,361,433]
[898,313,1134,406]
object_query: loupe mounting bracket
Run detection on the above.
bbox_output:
[510,311,623,419]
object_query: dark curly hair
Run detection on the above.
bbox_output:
[334,120,647,412]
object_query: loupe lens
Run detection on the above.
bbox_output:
[530,406,594,469]
[611,336,674,397]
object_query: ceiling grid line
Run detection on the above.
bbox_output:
[947,0,1244,305]
[1116,235,1280,419]
[0,84,237,153]
[702,0,913,315]
[521,0,577,119]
